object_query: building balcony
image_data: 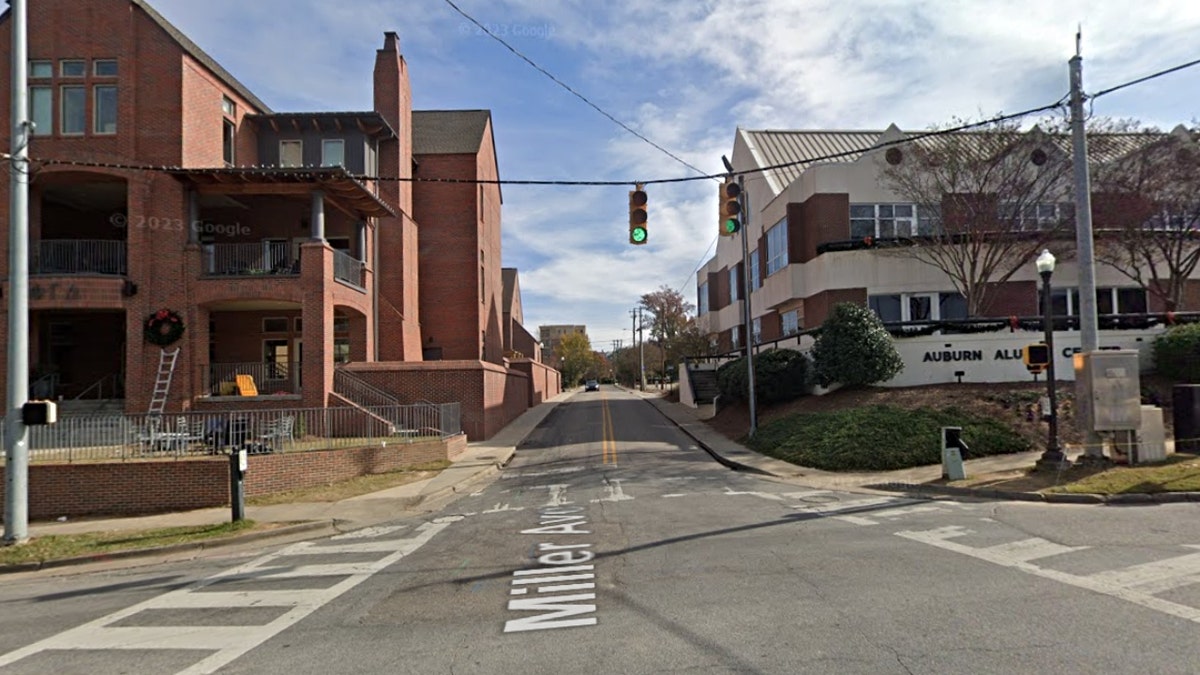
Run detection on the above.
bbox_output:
[32,239,127,276]
[332,248,365,287]
[202,242,298,277]
[205,362,300,397]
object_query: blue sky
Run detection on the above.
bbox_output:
[149,0,1200,352]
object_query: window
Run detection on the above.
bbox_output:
[748,249,760,290]
[93,59,118,77]
[752,317,762,345]
[93,85,117,134]
[1144,209,1193,231]
[29,86,51,135]
[334,338,351,364]
[1000,202,1072,231]
[731,326,741,351]
[869,292,966,323]
[222,119,235,165]
[60,85,85,134]
[29,61,52,78]
[279,140,303,167]
[60,60,86,77]
[1045,287,1148,317]
[333,316,350,333]
[262,317,290,333]
[729,267,739,302]
[321,139,345,167]
[850,203,917,238]
[782,310,800,336]
[765,218,788,276]
[221,95,236,118]
[698,282,709,315]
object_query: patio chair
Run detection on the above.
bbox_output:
[256,415,295,452]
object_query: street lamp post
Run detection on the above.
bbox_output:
[1035,249,1068,470]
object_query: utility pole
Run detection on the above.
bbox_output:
[1069,29,1104,460]
[4,0,30,545]
[638,307,646,391]
[738,174,758,436]
[630,309,638,388]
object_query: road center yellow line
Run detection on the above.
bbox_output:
[601,392,617,465]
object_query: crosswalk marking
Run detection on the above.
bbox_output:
[980,537,1088,563]
[0,519,456,674]
[1086,547,1200,590]
[897,527,1200,625]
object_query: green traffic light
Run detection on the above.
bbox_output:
[723,218,740,234]
[631,226,647,244]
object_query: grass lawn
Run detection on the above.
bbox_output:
[946,454,1200,495]
[0,520,260,567]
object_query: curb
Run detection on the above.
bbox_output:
[0,520,333,575]
[410,449,516,508]
[640,397,774,476]
[867,482,1200,505]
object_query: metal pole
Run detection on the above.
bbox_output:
[1069,31,1104,459]
[1037,271,1065,469]
[738,175,757,436]
[638,307,646,391]
[4,0,31,545]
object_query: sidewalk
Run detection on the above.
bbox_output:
[8,386,1131,572]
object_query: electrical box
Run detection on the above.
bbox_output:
[1075,350,1141,431]
[22,400,58,426]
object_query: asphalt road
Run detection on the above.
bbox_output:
[4,386,1200,674]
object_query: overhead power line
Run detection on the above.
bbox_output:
[441,0,711,181]
[10,55,1198,189]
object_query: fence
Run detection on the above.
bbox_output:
[332,248,365,287]
[203,241,296,276]
[3,402,462,464]
[207,362,299,396]
[33,239,127,275]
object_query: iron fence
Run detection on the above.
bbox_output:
[3,402,462,464]
[332,248,365,287]
[203,241,296,276]
[33,239,127,275]
[207,362,299,396]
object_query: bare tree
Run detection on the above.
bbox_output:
[1091,125,1200,312]
[880,118,1075,317]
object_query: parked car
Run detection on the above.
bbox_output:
[585,380,600,391]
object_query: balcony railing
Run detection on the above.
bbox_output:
[332,248,365,287]
[206,362,299,396]
[203,242,297,276]
[33,239,127,275]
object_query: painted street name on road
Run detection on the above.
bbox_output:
[505,505,599,633]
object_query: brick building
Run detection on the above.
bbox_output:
[0,0,559,437]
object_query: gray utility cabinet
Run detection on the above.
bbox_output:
[1075,350,1142,432]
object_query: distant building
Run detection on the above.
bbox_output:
[539,325,587,364]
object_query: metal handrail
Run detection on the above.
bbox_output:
[73,372,123,400]
[333,368,399,407]
[33,239,127,275]
[332,249,365,286]
[203,241,296,276]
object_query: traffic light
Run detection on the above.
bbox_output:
[629,184,648,245]
[1023,342,1050,373]
[720,177,741,236]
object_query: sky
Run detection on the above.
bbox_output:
[147,0,1200,352]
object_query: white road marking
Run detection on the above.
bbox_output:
[1086,546,1200,590]
[330,525,408,540]
[544,485,572,507]
[980,537,1088,563]
[592,480,634,503]
[483,503,524,514]
[723,487,785,501]
[662,493,688,498]
[833,504,943,526]
[0,520,456,674]
[897,527,1200,625]
[502,467,587,479]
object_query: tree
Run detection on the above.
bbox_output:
[812,303,903,388]
[880,118,1074,316]
[640,285,695,385]
[554,332,594,387]
[1090,125,1200,312]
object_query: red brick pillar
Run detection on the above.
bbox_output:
[300,242,333,411]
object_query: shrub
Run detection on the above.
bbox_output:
[1153,323,1200,384]
[716,349,809,405]
[812,303,904,388]
[744,405,1030,471]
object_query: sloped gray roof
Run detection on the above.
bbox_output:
[412,110,491,154]
[742,130,886,190]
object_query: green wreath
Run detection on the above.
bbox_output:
[144,308,185,346]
